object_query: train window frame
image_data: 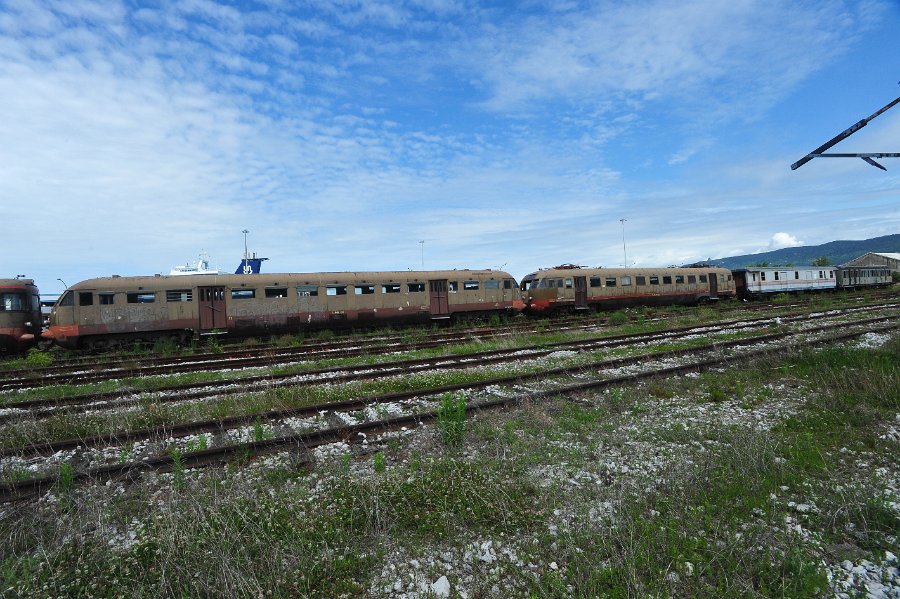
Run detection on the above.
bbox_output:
[296,285,319,297]
[548,279,556,289]
[127,292,156,304]
[720,274,725,283]
[78,292,93,306]
[795,271,800,280]
[265,287,288,299]
[649,276,659,285]
[589,277,602,287]
[166,289,193,302]
[605,277,617,287]
[674,275,684,284]
[485,280,500,290]
[699,274,707,283]
[662,276,672,285]
[635,276,646,285]
[0,292,26,311]
[326,285,348,296]
[231,289,256,300]
[382,283,402,294]
[464,280,480,291]
[99,293,115,305]
[537,279,547,289]
[687,275,696,284]
[621,276,632,285]
[355,284,376,295]
[564,278,573,288]
[407,283,425,293]
[504,279,514,289]
[448,281,458,293]
[774,272,780,281]
[59,291,74,307]
[760,272,766,281]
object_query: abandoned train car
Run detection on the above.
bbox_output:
[519,266,735,313]
[0,278,42,354]
[42,270,523,349]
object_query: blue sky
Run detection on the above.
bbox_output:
[3,0,899,294]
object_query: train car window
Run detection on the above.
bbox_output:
[760,272,766,281]
[556,279,563,287]
[78,292,93,306]
[297,285,319,297]
[605,277,616,287]
[448,281,458,292]
[774,272,780,281]
[166,290,193,302]
[537,279,547,288]
[99,293,115,305]
[564,278,573,288]
[464,280,479,291]
[265,288,288,298]
[407,283,425,293]
[355,285,376,295]
[326,286,348,296]
[0,293,26,311]
[719,274,725,283]
[485,280,500,290]
[231,289,256,300]
[548,279,556,288]
[127,292,156,303]
[795,271,799,279]
[829,271,834,278]
[621,276,631,285]
[504,279,514,289]
[687,275,696,284]
[59,291,74,307]
[700,274,707,283]
[382,284,401,294]
[649,276,659,285]
[589,277,602,287]
[662,276,672,285]
[674,275,684,284]
[728,275,732,281]
[635,276,646,285]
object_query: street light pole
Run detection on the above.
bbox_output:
[242,229,249,261]
[619,218,628,267]
[419,240,425,270]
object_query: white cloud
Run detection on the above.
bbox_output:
[768,233,804,250]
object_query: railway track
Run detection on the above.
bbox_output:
[0,309,895,502]
[3,300,896,392]
[1,304,893,416]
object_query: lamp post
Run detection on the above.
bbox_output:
[57,278,68,290]
[242,229,250,260]
[619,218,628,267]
[419,240,425,270]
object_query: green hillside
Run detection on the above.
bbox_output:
[708,234,900,269]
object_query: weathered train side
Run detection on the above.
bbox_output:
[731,267,836,299]
[835,266,893,289]
[519,266,734,313]
[0,278,42,354]
[43,270,523,349]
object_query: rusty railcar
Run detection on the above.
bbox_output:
[519,266,734,313]
[0,278,42,354]
[43,270,523,349]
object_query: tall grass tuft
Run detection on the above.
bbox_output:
[437,392,466,449]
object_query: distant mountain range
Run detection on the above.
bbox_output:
[705,234,900,269]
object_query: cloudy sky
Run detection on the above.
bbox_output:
[3,0,899,294]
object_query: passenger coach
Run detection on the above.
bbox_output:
[732,267,836,299]
[43,270,523,349]
[519,265,734,312]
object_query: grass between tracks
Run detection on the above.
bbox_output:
[0,330,897,596]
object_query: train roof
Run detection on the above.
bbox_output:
[0,279,37,289]
[64,270,516,291]
[522,265,731,278]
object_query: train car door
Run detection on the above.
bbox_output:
[573,276,588,309]
[708,272,719,298]
[428,279,450,318]
[198,286,227,330]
